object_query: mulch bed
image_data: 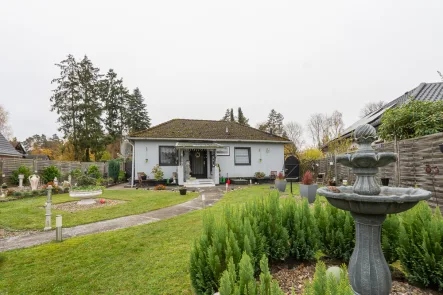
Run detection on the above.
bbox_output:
[271,260,441,295]
[52,199,126,212]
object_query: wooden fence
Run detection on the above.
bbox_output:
[313,132,443,208]
[0,159,123,184]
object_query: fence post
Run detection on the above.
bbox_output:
[0,159,3,184]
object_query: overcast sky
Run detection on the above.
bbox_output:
[1,0,442,144]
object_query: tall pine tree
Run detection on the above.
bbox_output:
[76,55,105,161]
[103,69,129,140]
[221,109,231,121]
[237,107,249,126]
[229,108,235,122]
[127,88,151,134]
[50,55,82,160]
[259,109,285,136]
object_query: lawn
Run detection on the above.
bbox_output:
[0,185,279,294]
[0,189,198,230]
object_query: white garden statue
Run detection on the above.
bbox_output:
[53,177,58,187]
[29,174,40,191]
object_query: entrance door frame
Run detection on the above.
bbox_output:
[189,150,208,178]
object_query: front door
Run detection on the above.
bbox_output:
[189,150,207,178]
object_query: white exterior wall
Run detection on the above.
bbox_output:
[216,142,285,178]
[134,140,179,180]
[133,140,285,179]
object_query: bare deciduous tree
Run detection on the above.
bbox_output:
[307,113,328,149]
[284,121,305,152]
[360,101,384,118]
[328,110,344,139]
[0,105,12,139]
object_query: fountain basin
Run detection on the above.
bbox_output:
[70,190,103,205]
[318,186,432,215]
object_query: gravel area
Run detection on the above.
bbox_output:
[0,228,40,240]
[271,260,441,295]
[52,199,126,212]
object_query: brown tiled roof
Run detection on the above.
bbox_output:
[130,119,290,142]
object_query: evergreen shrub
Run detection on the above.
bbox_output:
[398,202,443,290]
[87,165,102,179]
[10,165,32,185]
[108,160,120,182]
[42,165,61,184]
[302,261,353,295]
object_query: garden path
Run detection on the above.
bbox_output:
[0,187,223,252]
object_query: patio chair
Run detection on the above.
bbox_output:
[270,171,277,180]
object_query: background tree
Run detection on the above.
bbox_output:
[221,109,231,121]
[103,69,129,140]
[50,54,82,160]
[229,108,235,122]
[0,105,12,139]
[284,121,304,155]
[328,110,344,140]
[237,107,249,126]
[127,88,151,134]
[360,101,384,117]
[258,109,285,136]
[307,113,328,148]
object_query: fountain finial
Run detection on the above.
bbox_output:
[354,124,377,144]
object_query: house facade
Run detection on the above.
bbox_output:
[128,119,290,186]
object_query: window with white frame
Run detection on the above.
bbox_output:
[234,147,251,165]
[159,146,177,166]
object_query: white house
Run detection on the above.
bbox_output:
[127,119,290,187]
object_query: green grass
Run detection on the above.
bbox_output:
[0,189,198,230]
[0,185,278,295]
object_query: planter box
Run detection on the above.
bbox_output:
[275,179,287,192]
[179,189,187,195]
[300,184,318,203]
[232,179,248,185]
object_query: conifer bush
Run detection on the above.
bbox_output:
[398,202,443,290]
[108,160,120,182]
[219,254,284,295]
[282,198,318,260]
[313,200,354,261]
[381,214,400,263]
[302,262,353,295]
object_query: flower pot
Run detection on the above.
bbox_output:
[300,184,318,203]
[179,189,187,195]
[380,178,389,186]
[275,179,287,192]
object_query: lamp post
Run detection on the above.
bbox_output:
[44,185,53,231]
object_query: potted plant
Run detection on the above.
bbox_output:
[254,172,265,184]
[140,172,147,181]
[152,165,164,185]
[300,171,318,203]
[1,183,7,190]
[275,172,287,192]
[179,187,187,195]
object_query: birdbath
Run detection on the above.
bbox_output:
[317,124,432,295]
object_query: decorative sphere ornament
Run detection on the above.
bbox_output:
[326,266,341,282]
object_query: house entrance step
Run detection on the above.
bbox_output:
[184,179,216,188]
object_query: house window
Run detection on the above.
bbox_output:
[234,147,251,165]
[159,146,177,166]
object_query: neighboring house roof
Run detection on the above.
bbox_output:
[0,133,22,157]
[129,119,291,143]
[12,142,27,155]
[341,82,443,139]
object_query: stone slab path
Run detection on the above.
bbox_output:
[0,187,224,252]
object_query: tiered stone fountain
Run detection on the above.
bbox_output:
[318,124,432,295]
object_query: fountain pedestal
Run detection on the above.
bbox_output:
[349,213,390,295]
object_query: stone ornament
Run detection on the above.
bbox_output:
[29,174,40,191]
[318,124,431,295]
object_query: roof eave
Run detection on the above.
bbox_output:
[127,137,291,144]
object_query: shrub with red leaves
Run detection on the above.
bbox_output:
[302,171,314,185]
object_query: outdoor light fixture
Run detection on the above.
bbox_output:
[329,161,334,166]
[56,215,63,242]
